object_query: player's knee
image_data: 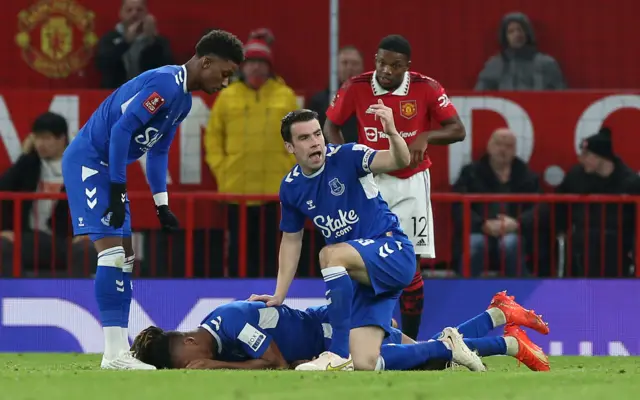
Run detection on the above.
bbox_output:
[318,245,343,269]
[97,246,126,268]
[352,352,380,371]
[319,243,362,271]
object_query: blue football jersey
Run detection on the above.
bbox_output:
[199,301,326,363]
[279,143,403,242]
[75,65,192,187]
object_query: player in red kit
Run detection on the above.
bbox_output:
[324,35,466,340]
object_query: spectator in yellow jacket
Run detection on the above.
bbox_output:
[204,32,298,277]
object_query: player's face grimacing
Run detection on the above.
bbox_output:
[375,49,410,90]
[199,56,239,94]
[285,119,326,174]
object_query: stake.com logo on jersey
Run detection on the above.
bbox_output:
[313,209,360,238]
[364,127,417,142]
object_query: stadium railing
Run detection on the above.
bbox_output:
[0,192,638,279]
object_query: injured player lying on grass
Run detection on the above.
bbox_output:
[130,291,550,372]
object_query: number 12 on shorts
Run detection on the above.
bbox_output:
[411,216,428,237]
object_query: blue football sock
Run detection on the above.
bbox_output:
[322,266,353,359]
[463,337,507,357]
[430,312,495,340]
[380,341,452,370]
[456,311,495,338]
[95,246,126,327]
[121,255,135,328]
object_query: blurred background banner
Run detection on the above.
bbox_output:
[2,0,639,91]
[0,279,637,355]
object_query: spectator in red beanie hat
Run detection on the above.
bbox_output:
[242,29,276,89]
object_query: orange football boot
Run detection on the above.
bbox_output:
[504,324,550,372]
[488,290,549,335]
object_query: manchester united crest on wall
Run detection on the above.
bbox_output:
[15,0,98,78]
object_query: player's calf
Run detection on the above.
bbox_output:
[94,242,129,361]
[93,236,146,369]
[317,243,369,361]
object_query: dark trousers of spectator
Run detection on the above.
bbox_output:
[568,231,634,277]
[460,233,529,277]
[0,231,96,277]
[227,202,279,277]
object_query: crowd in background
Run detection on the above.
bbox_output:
[1,0,637,279]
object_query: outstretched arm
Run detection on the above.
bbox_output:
[274,230,304,301]
[186,341,289,370]
[249,229,304,306]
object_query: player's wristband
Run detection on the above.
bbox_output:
[153,192,169,207]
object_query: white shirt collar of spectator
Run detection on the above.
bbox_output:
[181,65,188,93]
[371,71,410,97]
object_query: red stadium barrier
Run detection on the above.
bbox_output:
[1,192,639,279]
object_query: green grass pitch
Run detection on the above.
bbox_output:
[2,354,640,400]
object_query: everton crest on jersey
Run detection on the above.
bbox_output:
[279,143,403,243]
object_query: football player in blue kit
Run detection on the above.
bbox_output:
[61,30,244,370]
[130,300,484,370]
[249,103,431,371]
[130,292,550,371]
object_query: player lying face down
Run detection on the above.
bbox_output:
[131,300,333,370]
[131,292,550,372]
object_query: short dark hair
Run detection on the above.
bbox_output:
[130,326,181,369]
[378,35,411,59]
[195,30,245,65]
[31,112,68,138]
[281,109,318,142]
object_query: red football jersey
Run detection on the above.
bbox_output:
[326,71,458,179]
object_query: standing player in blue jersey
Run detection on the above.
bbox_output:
[249,103,419,371]
[61,30,245,370]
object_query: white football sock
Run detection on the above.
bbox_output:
[122,327,130,349]
[486,308,506,328]
[104,326,124,360]
[375,356,385,371]
[504,336,519,356]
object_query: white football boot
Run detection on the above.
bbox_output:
[101,351,157,370]
[437,327,486,372]
[295,351,354,371]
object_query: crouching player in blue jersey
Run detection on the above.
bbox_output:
[249,104,449,371]
[61,30,245,370]
[130,291,550,371]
